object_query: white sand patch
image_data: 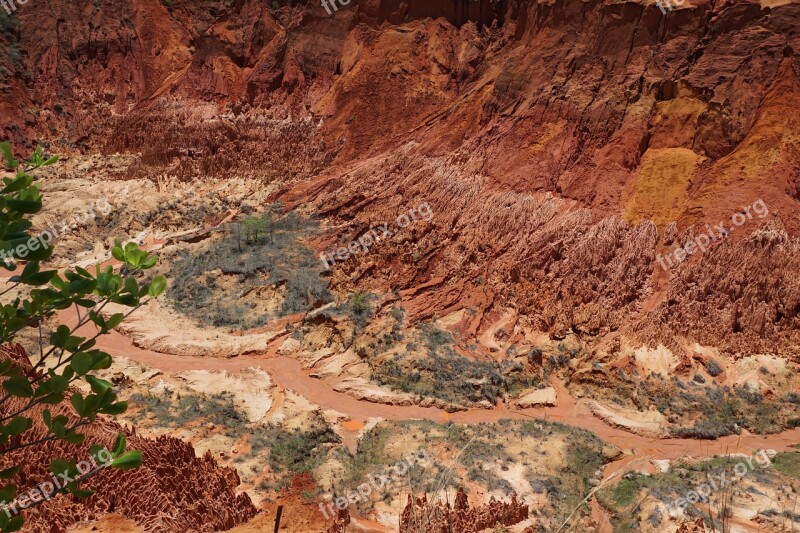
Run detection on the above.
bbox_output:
[176,368,273,423]
[513,387,557,408]
[105,300,279,357]
[333,378,416,406]
[589,401,669,438]
[436,308,467,328]
[633,344,678,376]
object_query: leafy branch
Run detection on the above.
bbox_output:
[0,142,167,532]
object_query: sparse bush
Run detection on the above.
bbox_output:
[421,323,453,352]
[167,210,331,328]
[346,291,374,330]
[735,385,762,404]
[706,359,723,377]
[372,326,539,405]
[772,452,800,479]
[264,420,339,473]
[0,10,18,40]
[130,391,246,437]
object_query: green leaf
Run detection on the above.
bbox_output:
[112,434,126,457]
[114,294,137,306]
[38,392,65,405]
[105,313,124,330]
[124,277,138,297]
[5,417,31,436]
[0,484,16,502]
[70,352,92,375]
[110,450,142,470]
[50,325,70,348]
[49,275,67,291]
[6,199,41,214]
[126,251,143,268]
[78,338,97,351]
[141,255,158,269]
[0,142,18,170]
[4,515,24,532]
[61,432,85,445]
[0,174,30,195]
[68,278,96,294]
[18,269,56,286]
[85,376,111,395]
[70,393,85,416]
[100,401,128,415]
[51,421,66,438]
[48,374,69,394]
[89,444,104,458]
[0,466,19,480]
[148,275,167,297]
[2,377,32,398]
[91,351,111,370]
[72,489,94,499]
[50,459,74,478]
[111,247,125,262]
[63,334,84,353]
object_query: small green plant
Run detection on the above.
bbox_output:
[348,291,375,331]
[241,214,275,244]
[351,291,368,315]
[772,452,800,479]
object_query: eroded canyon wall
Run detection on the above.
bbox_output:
[1,0,799,357]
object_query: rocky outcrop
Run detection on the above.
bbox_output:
[324,508,350,533]
[587,401,670,438]
[676,517,709,532]
[2,0,800,359]
[399,487,529,532]
[0,345,258,532]
[513,387,557,408]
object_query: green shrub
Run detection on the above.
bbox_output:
[130,391,246,437]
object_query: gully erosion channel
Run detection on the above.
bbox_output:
[60,305,800,484]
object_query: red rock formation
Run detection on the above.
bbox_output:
[324,507,350,533]
[0,345,257,532]
[399,488,529,532]
[676,517,708,532]
[2,0,800,359]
